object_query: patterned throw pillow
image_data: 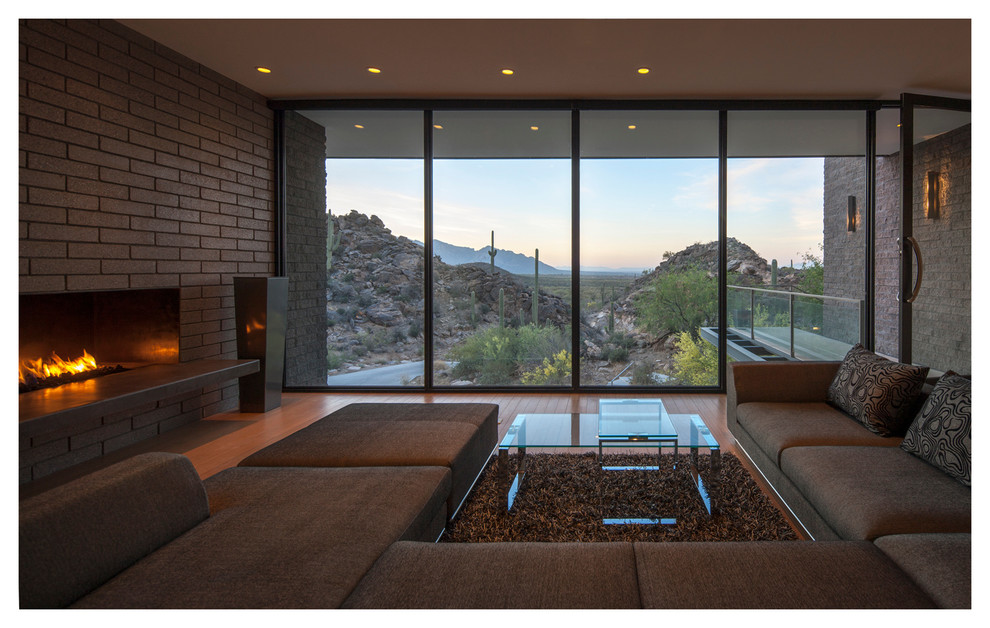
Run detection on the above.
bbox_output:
[826,344,929,437]
[901,372,971,486]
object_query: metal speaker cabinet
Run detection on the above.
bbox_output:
[234,276,289,412]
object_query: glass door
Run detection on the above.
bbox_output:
[899,94,971,374]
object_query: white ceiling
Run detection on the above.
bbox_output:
[118,19,972,102]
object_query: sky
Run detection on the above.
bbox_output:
[325,156,826,271]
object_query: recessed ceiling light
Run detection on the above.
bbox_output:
[433,124,444,129]
[256,66,272,74]
[628,125,637,130]
[354,124,365,129]
[637,67,650,74]
[530,126,539,131]
[501,68,515,75]
[367,67,382,74]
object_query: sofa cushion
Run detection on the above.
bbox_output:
[72,465,450,608]
[901,372,971,486]
[826,344,928,436]
[873,533,971,609]
[20,452,208,609]
[633,541,934,608]
[327,402,498,431]
[736,401,901,466]
[239,403,498,518]
[342,541,640,608]
[780,446,971,541]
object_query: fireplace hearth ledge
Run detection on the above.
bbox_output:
[19,359,260,440]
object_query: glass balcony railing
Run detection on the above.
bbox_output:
[726,285,864,361]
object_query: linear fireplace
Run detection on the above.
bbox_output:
[19,288,181,374]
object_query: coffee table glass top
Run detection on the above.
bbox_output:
[598,398,673,441]
[499,411,718,451]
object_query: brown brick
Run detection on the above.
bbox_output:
[68,241,128,258]
[20,240,67,258]
[66,274,129,291]
[65,109,129,140]
[29,116,99,148]
[131,216,180,233]
[99,226,155,244]
[67,178,129,200]
[130,273,180,288]
[28,153,98,179]
[19,275,66,292]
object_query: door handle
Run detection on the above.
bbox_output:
[905,236,923,303]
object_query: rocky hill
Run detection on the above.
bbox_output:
[326,211,572,381]
[325,211,813,383]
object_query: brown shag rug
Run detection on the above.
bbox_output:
[441,452,798,543]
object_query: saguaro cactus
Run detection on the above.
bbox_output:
[326,212,342,272]
[608,287,615,334]
[470,290,477,325]
[532,248,539,325]
[488,231,498,272]
[771,259,778,288]
[498,288,505,328]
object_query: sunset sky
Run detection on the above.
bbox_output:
[326,156,825,271]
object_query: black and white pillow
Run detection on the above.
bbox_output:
[901,372,971,486]
[826,344,929,437]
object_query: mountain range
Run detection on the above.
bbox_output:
[427,240,568,275]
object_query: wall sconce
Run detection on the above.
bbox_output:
[926,171,941,219]
[847,195,857,232]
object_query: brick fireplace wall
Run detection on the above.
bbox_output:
[19,19,275,481]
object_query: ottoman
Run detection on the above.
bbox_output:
[238,403,499,519]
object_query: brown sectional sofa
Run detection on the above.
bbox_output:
[20,399,971,609]
[727,361,971,542]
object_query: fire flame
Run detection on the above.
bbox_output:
[19,350,99,385]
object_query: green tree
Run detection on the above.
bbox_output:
[635,266,716,341]
[671,331,719,386]
[797,247,824,295]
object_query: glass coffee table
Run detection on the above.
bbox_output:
[497,399,721,524]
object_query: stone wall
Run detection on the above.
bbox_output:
[822,157,866,345]
[284,111,328,386]
[18,19,275,480]
[826,126,971,372]
[908,124,971,373]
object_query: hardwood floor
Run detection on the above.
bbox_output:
[19,391,808,538]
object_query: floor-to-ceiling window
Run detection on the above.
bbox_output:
[579,110,719,386]
[431,111,572,386]
[277,101,958,392]
[725,110,867,367]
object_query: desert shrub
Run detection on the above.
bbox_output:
[600,332,635,363]
[326,350,346,370]
[520,350,571,385]
[630,362,657,386]
[450,327,517,385]
[449,324,570,385]
[515,324,569,366]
